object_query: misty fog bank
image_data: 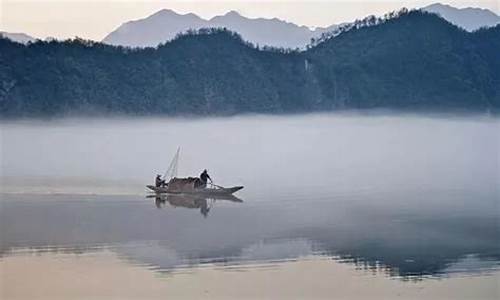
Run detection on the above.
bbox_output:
[1,113,498,196]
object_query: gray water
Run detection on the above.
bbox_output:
[1,113,499,279]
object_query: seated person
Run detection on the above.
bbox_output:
[155,174,166,187]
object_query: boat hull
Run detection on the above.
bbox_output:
[146,185,243,196]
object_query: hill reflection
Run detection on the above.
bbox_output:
[1,191,498,279]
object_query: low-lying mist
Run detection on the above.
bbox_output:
[1,113,498,196]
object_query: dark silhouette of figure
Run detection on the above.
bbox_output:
[155,174,166,187]
[199,169,212,188]
[155,195,166,209]
[199,199,210,217]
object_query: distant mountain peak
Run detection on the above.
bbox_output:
[422,3,500,31]
[0,31,37,44]
[425,3,451,9]
[150,8,197,19]
[427,3,489,11]
[224,10,242,17]
[154,8,178,15]
[103,8,329,48]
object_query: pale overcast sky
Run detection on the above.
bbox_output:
[1,0,498,41]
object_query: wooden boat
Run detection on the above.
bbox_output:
[146,147,244,197]
[146,184,243,196]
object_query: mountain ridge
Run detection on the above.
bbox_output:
[422,3,500,31]
[102,9,336,48]
[103,3,500,48]
[1,10,499,118]
[0,32,37,44]
[4,3,498,47]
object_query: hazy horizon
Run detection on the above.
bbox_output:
[1,0,499,41]
[1,113,497,194]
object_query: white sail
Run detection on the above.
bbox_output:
[164,147,180,180]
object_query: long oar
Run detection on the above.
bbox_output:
[210,182,225,190]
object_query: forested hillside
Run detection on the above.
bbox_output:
[307,11,500,109]
[1,10,499,117]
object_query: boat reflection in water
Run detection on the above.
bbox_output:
[150,193,243,217]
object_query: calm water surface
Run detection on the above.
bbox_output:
[1,113,499,298]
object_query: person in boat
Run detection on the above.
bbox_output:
[155,174,166,187]
[199,169,212,188]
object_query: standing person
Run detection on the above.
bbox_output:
[199,169,212,188]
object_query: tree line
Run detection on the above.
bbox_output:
[0,10,498,118]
